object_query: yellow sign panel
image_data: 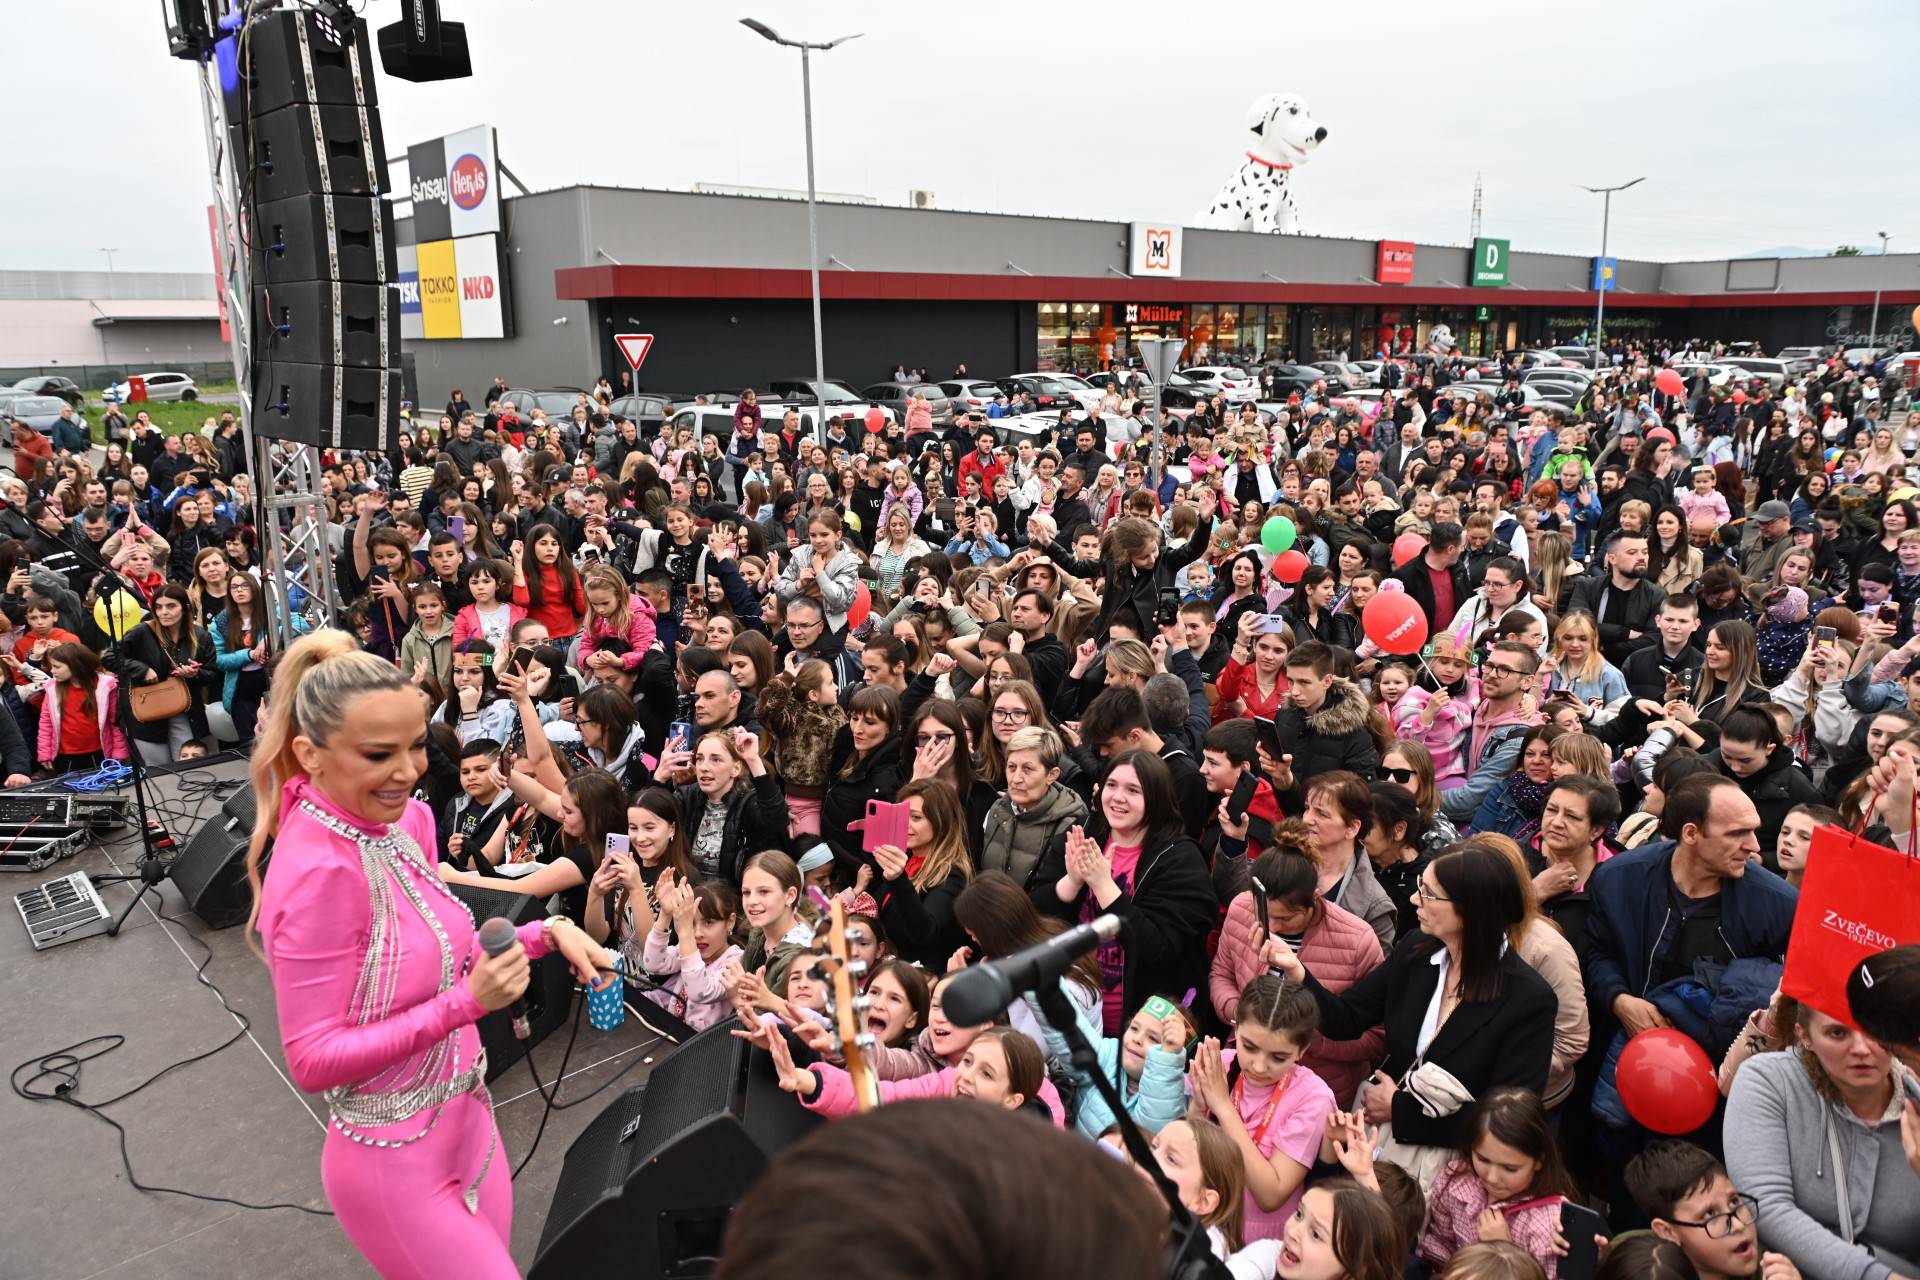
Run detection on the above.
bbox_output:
[416,238,462,339]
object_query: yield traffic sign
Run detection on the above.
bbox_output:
[614,333,655,371]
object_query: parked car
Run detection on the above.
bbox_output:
[101,371,199,402]
[496,387,591,424]
[996,374,1090,414]
[861,381,955,425]
[606,392,686,436]
[1549,346,1609,370]
[937,378,1011,413]
[1443,382,1556,413]
[1666,361,1740,389]
[9,375,84,406]
[1262,363,1335,397]
[1715,356,1791,391]
[2,395,80,436]
[1774,346,1825,375]
[1178,365,1259,401]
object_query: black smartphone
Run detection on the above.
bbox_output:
[508,645,533,675]
[1251,716,1284,762]
[1227,770,1258,825]
[1557,1203,1605,1280]
[370,563,391,583]
[1814,625,1837,648]
[1251,880,1270,948]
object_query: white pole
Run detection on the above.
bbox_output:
[801,45,827,446]
[1594,190,1610,353]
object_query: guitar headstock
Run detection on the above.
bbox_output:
[805,890,879,1111]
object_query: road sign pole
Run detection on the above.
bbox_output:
[1135,336,1187,491]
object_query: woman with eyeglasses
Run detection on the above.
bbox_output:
[900,701,995,857]
[820,686,905,884]
[1265,845,1555,1159]
[1725,994,1920,1278]
[1468,723,1565,844]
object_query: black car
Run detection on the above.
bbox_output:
[10,375,84,406]
[995,375,1083,412]
[1261,363,1333,397]
[607,392,686,437]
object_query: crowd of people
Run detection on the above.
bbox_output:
[22,344,1920,1280]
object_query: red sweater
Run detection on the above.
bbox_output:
[511,563,587,639]
[58,683,101,755]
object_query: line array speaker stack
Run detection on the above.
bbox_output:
[233,8,400,452]
[529,1017,820,1279]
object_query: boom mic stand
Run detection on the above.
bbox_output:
[1032,983,1229,1280]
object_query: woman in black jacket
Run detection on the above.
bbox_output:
[1028,748,1217,1032]
[105,583,217,764]
[1265,844,1556,1149]
[659,726,790,887]
[869,779,973,969]
[821,686,905,883]
[900,700,995,856]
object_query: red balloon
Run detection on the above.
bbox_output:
[1731,389,1748,405]
[847,582,872,630]
[1654,368,1686,398]
[1617,1029,1718,1134]
[1362,591,1428,655]
[1272,550,1309,584]
[1392,532,1427,569]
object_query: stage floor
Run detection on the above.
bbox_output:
[0,757,672,1279]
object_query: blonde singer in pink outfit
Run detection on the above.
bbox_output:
[248,631,613,1278]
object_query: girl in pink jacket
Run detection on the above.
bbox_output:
[1676,466,1732,526]
[34,644,129,771]
[577,563,658,678]
[638,876,743,1032]
[1419,1088,1580,1278]
[763,1023,1061,1125]
[1390,639,1479,789]
[451,558,526,652]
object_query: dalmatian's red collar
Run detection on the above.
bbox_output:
[1244,151,1293,171]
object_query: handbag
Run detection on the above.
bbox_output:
[1781,802,1920,1025]
[128,636,193,724]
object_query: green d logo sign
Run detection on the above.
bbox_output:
[1472,237,1509,287]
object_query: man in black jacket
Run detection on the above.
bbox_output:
[1007,588,1070,704]
[1389,521,1469,634]
[1565,529,1665,667]
[1050,465,1094,537]
[1267,641,1380,808]
[26,503,87,595]
[1035,502,1215,646]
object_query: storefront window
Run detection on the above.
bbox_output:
[1069,302,1103,370]
[1036,303,1069,371]
[1265,307,1290,362]
[1214,306,1241,364]
[1303,306,1355,361]
[1188,304,1216,363]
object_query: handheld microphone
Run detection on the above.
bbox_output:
[942,913,1123,1027]
[477,916,531,1040]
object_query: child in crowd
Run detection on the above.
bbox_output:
[34,643,127,771]
[1153,1117,1248,1262]
[1033,992,1193,1139]
[399,582,455,691]
[639,873,744,1032]
[444,738,512,870]
[577,562,658,682]
[1371,660,1416,720]
[451,557,525,652]
[14,597,77,692]
[1188,975,1339,1242]
[1419,1087,1579,1278]
[1392,635,1478,790]
[1773,802,1837,890]
[439,639,515,744]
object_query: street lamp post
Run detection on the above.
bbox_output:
[1578,177,1644,354]
[1868,231,1892,359]
[741,18,862,445]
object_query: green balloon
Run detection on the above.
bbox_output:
[1261,516,1297,554]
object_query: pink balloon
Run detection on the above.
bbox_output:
[1362,591,1428,656]
[1617,1029,1718,1134]
[1392,532,1427,569]
[1654,368,1686,398]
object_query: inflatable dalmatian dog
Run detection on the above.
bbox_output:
[1194,93,1329,234]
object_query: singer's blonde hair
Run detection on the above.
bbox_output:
[246,629,410,945]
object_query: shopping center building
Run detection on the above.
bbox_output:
[400,184,1920,401]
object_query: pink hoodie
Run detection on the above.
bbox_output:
[802,1057,1066,1126]
[577,594,659,671]
[1391,678,1479,789]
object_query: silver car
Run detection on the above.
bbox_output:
[102,371,200,402]
[3,395,81,436]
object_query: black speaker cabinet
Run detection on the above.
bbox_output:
[443,882,572,1083]
[250,194,398,287]
[170,802,255,930]
[251,361,400,451]
[254,281,398,367]
[243,102,389,204]
[230,7,382,118]
[529,1017,820,1279]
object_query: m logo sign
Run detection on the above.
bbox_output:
[1129,222,1184,277]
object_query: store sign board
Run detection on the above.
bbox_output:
[1124,304,1186,325]
[1471,237,1510,287]
[1591,257,1618,292]
[413,233,512,340]
[1377,240,1415,284]
[407,124,501,241]
[1129,222,1183,276]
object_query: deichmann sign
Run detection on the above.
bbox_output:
[1376,240,1415,285]
[1128,223,1183,276]
[400,234,511,340]
[1471,237,1510,287]
[407,124,501,242]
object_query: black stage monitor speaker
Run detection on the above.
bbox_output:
[529,1017,820,1279]
[251,194,398,286]
[443,882,572,1082]
[255,281,399,367]
[378,0,473,82]
[171,794,258,930]
[232,7,383,117]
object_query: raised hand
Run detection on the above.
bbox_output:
[872,843,910,881]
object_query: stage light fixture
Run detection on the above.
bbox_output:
[378,0,473,82]
[160,0,217,60]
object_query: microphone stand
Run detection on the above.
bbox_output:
[1032,982,1228,1280]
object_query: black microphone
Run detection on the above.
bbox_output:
[477,916,531,1040]
[942,914,1122,1027]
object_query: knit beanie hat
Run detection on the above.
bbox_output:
[1767,586,1809,624]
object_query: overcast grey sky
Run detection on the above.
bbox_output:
[11,0,1917,273]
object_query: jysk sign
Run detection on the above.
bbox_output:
[1376,240,1415,285]
[1471,237,1510,287]
[407,124,501,242]
[1591,257,1617,292]
[1129,223,1183,276]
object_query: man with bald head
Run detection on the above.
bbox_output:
[691,669,760,745]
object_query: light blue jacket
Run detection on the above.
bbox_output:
[1025,993,1189,1138]
[210,610,310,711]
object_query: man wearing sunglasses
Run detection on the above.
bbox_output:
[1626,1140,1798,1280]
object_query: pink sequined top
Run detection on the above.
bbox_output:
[256,778,550,1106]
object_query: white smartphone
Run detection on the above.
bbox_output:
[605,834,631,860]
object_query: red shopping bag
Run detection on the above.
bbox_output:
[1781,817,1920,1026]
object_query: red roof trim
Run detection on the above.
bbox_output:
[554,264,1920,310]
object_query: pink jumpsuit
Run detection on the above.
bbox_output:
[257,778,553,1279]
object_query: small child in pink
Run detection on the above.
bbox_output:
[639,876,743,1032]
[1676,467,1732,526]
